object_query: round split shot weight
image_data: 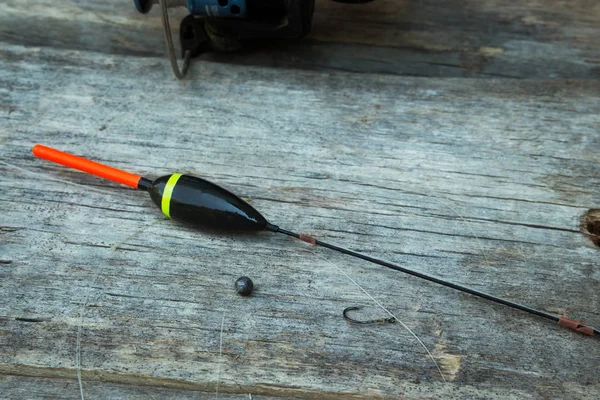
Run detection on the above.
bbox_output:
[235,276,254,296]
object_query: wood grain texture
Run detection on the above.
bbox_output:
[0,374,291,400]
[0,0,599,78]
[1,0,600,398]
[1,42,599,399]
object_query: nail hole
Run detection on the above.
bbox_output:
[230,5,241,14]
[581,209,600,248]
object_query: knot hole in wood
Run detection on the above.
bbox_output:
[581,209,600,248]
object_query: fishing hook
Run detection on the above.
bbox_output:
[343,306,396,325]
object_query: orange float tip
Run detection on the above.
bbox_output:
[32,144,144,189]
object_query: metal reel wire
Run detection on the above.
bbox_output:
[160,0,191,79]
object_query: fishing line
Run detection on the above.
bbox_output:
[215,312,226,400]
[304,247,447,382]
[76,219,162,400]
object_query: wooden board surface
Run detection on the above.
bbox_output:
[1,0,600,399]
[2,44,599,399]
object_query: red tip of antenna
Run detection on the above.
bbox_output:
[32,144,142,189]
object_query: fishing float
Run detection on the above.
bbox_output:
[32,144,598,338]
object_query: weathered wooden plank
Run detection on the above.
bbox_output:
[0,373,289,400]
[1,43,599,399]
[0,0,598,78]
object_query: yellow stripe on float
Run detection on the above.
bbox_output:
[161,173,182,218]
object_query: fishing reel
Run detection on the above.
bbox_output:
[134,0,374,79]
[134,0,315,78]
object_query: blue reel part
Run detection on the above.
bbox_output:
[188,0,247,17]
[134,0,247,17]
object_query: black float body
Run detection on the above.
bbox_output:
[149,174,268,231]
